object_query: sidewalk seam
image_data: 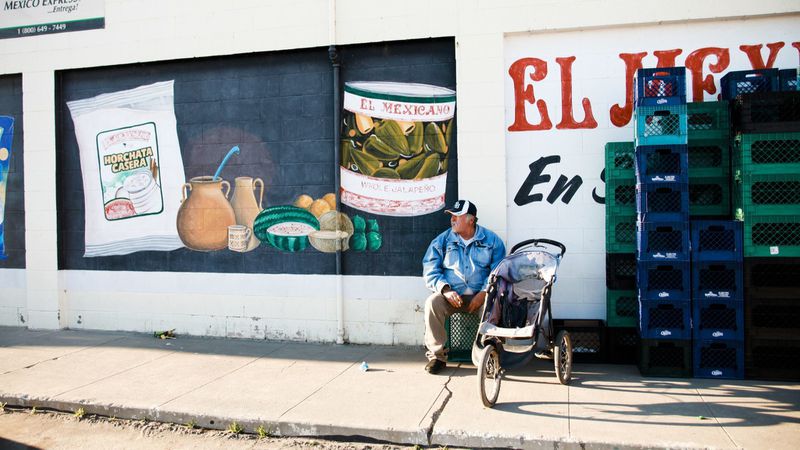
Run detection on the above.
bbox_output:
[695,387,741,449]
[156,342,289,409]
[2,335,127,375]
[277,346,377,419]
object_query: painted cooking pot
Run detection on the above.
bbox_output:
[340,81,456,216]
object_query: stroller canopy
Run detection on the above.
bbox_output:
[492,250,560,301]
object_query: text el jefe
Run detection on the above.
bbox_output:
[508,41,800,207]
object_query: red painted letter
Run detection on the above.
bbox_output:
[508,58,552,132]
[654,49,683,68]
[740,42,785,69]
[685,47,730,102]
[556,56,597,129]
[610,52,647,128]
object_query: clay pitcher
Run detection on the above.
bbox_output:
[230,176,264,251]
[176,176,236,251]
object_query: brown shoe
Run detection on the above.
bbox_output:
[424,359,446,374]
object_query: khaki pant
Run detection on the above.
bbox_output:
[424,292,475,362]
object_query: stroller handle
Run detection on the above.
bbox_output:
[510,238,566,257]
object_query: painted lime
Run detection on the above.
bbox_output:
[253,205,320,252]
[367,219,380,233]
[351,232,367,252]
[367,231,382,251]
[353,215,366,233]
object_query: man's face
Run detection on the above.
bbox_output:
[450,213,474,235]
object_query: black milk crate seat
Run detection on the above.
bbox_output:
[638,339,693,378]
[445,311,480,363]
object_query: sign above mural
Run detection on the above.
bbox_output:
[0,0,104,39]
[504,16,798,319]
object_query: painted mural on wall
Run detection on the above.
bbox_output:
[67,81,185,257]
[340,81,456,216]
[0,115,14,260]
[503,16,799,318]
[56,39,456,274]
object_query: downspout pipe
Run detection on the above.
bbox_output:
[329,0,345,345]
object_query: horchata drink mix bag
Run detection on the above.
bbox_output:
[67,81,186,257]
[0,116,14,260]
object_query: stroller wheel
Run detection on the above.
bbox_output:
[553,330,573,385]
[477,343,502,407]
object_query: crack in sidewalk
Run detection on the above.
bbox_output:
[420,370,455,446]
[3,335,128,376]
[695,387,740,449]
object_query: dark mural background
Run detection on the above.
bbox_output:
[56,38,456,275]
[0,74,25,269]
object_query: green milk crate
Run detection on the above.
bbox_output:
[688,137,730,179]
[687,101,730,141]
[689,176,731,218]
[743,214,800,257]
[607,289,638,328]
[606,176,637,216]
[445,312,480,363]
[733,132,800,176]
[606,212,637,253]
[605,141,636,180]
[734,172,800,217]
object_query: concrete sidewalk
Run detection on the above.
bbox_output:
[0,327,798,449]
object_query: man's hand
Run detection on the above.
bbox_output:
[443,290,463,308]
[466,291,487,313]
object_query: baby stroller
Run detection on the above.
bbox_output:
[472,238,572,407]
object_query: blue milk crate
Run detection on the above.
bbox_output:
[635,104,688,146]
[691,221,743,261]
[693,300,744,341]
[693,339,744,379]
[637,260,691,301]
[635,144,689,184]
[778,68,797,92]
[720,69,780,100]
[636,182,689,222]
[692,260,744,301]
[635,67,687,106]
[639,298,692,340]
[636,221,690,261]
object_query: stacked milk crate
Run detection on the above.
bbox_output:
[725,68,800,380]
[604,140,639,364]
[686,75,744,379]
[632,68,693,377]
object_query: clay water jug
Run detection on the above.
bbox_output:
[230,176,264,252]
[176,176,236,251]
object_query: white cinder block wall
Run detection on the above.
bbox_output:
[0,1,797,344]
